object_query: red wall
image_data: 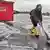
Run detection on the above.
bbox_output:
[0,1,13,21]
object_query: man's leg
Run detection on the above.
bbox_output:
[31,22,38,35]
[35,23,41,38]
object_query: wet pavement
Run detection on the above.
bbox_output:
[0,14,50,50]
[13,14,50,50]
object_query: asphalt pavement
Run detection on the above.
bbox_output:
[0,14,50,50]
[13,14,50,50]
[13,22,48,50]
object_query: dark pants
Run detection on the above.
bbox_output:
[30,18,37,27]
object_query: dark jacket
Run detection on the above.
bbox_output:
[30,9,42,25]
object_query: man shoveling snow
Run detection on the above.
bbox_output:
[30,4,42,37]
